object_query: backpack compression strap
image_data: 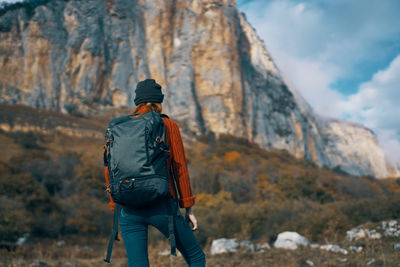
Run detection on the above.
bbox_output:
[167,200,177,256]
[104,203,120,263]
[167,163,182,256]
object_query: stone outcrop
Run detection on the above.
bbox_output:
[0,0,398,178]
[274,231,309,250]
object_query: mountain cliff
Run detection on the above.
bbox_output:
[0,0,398,178]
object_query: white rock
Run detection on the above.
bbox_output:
[367,230,382,239]
[346,227,366,241]
[382,220,400,237]
[158,249,170,256]
[81,245,92,251]
[256,243,271,252]
[239,240,255,252]
[158,249,182,257]
[347,227,383,240]
[305,260,315,266]
[211,238,239,255]
[366,259,376,265]
[394,243,400,251]
[349,246,363,253]
[274,232,309,250]
[310,243,320,249]
[57,240,66,247]
[388,220,397,228]
[16,233,29,245]
[319,244,348,255]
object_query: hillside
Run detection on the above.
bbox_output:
[0,0,398,178]
[1,105,399,242]
[1,104,400,266]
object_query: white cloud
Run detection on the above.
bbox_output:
[271,50,344,118]
[376,129,400,166]
[339,55,400,129]
[239,0,400,85]
[238,0,400,165]
[338,55,400,158]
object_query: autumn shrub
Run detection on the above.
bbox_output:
[63,195,111,235]
[0,172,63,239]
[189,162,222,195]
[0,196,31,242]
[338,195,400,225]
[8,131,44,150]
[335,176,383,199]
[219,172,255,203]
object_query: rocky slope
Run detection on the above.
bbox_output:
[0,0,398,178]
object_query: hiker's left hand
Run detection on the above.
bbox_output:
[185,207,198,231]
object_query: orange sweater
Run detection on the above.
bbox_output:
[104,111,195,211]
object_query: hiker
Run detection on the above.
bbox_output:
[104,79,206,267]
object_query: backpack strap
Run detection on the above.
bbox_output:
[167,163,181,256]
[104,203,121,263]
[160,113,169,118]
[167,202,177,256]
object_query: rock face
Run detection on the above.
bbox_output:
[0,0,398,178]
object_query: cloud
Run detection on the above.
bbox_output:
[271,50,344,118]
[338,55,400,153]
[238,0,400,165]
[339,55,400,130]
[239,0,400,92]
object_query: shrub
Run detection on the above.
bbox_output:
[0,197,31,242]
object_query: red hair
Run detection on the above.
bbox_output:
[132,102,162,118]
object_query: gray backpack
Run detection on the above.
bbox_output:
[104,111,178,263]
[105,111,170,208]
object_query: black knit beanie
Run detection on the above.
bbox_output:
[134,79,164,105]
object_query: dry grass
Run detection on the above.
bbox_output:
[1,104,400,266]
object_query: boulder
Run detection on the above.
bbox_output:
[56,240,66,248]
[367,230,382,239]
[305,260,315,266]
[346,227,366,241]
[239,240,255,252]
[211,238,239,255]
[319,244,348,255]
[349,246,363,253]
[16,233,29,246]
[158,249,170,256]
[274,232,309,250]
[382,220,400,237]
[256,243,271,252]
[347,226,382,241]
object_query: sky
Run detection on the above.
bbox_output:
[1,0,400,165]
[237,0,400,164]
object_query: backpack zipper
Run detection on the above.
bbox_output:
[120,178,135,183]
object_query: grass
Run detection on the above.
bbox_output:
[1,104,399,266]
[1,235,399,267]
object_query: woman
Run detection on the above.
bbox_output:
[105,79,206,267]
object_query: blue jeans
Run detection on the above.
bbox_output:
[119,198,206,267]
